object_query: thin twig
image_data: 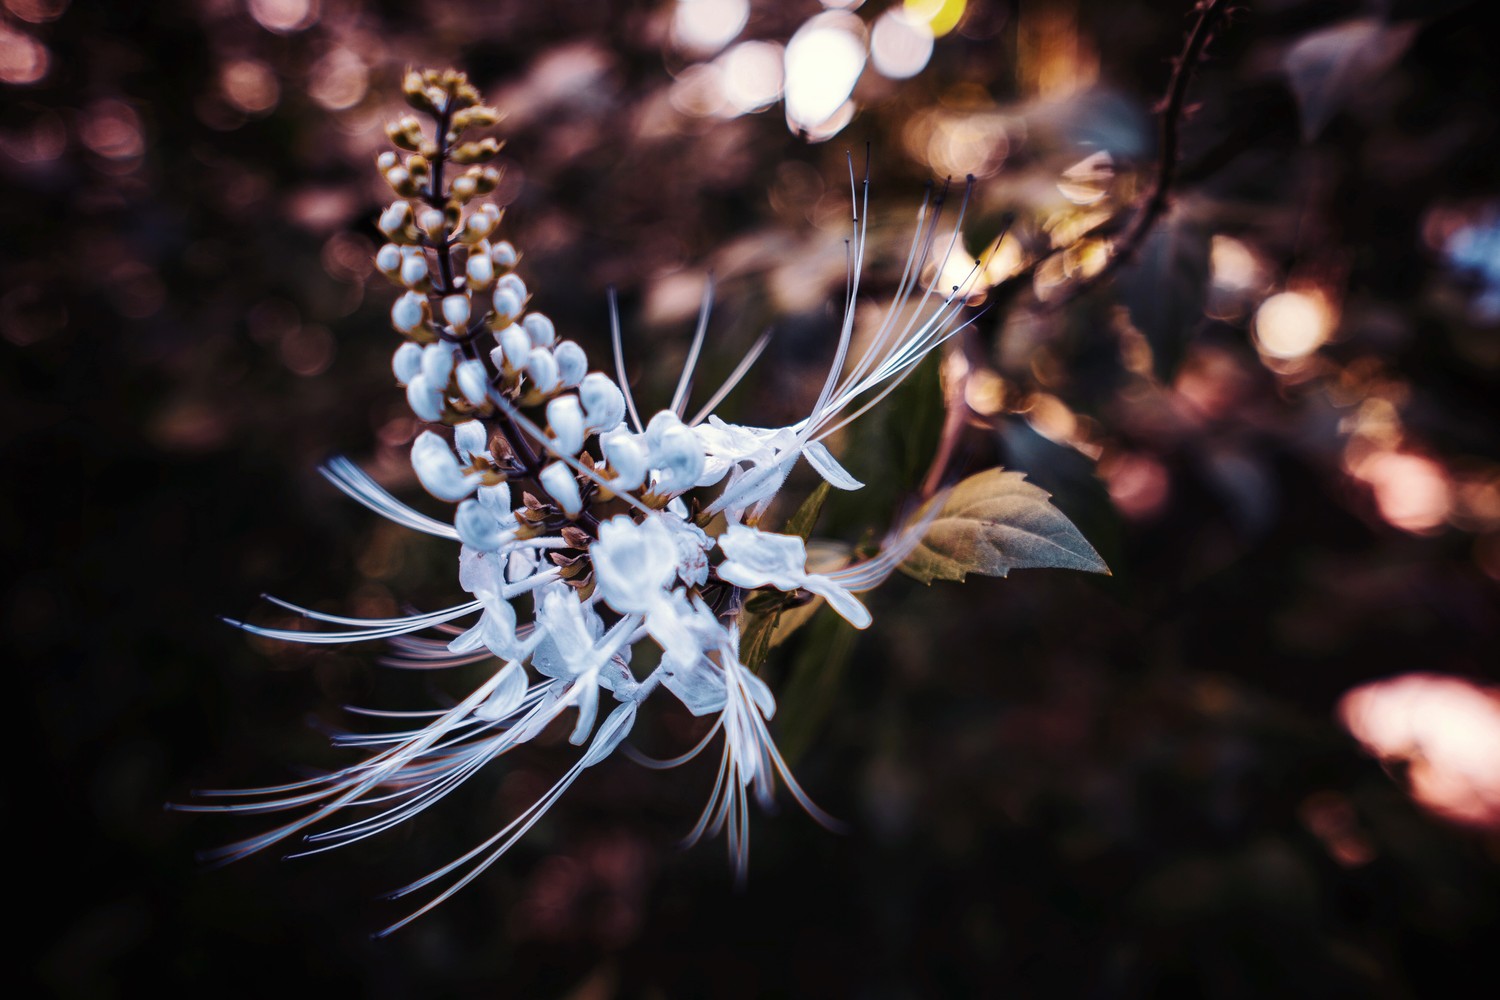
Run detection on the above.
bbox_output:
[1052,0,1233,306]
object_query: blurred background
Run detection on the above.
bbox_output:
[5,0,1499,996]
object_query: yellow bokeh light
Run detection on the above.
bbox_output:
[905,0,966,38]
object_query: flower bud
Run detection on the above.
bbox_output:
[385,115,424,151]
[490,241,518,270]
[547,395,586,456]
[377,151,398,171]
[453,419,489,463]
[391,291,427,334]
[392,341,423,385]
[579,372,626,433]
[441,294,471,330]
[525,347,561,394]
[496,324,530,370]
[378,200,414,241]
[384,166,415,196]
[412,431,479,501]
[450,174,478,201]
[539,462,582,517]
[522,312,556,348]
[419,207,447,241]
[474,166,503,195]
[553,340,588,389]
[455,358,490,406]
[451,106,501,131]
[600,428,647,491]
[402,69,435,113]
[455,498,509,551]
[405,373,444,422]
[421,343,455,386]
[646,411,705,494]
[477,482,513,521]
[495,272,527,304]
[465,253,494,289]
[450,137,502,164]
[375,243,403,283]
[400,253,429,289]
[458,211,496,245]
[491,287,522,326]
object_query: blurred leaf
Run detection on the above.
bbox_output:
[826,352,944,535]
[1119,213,1211,382]
[774,608,859,765]
[783,481,831,541]
[900,468,1110,584]
[739,605,781,671]
[1283,18,1418,140]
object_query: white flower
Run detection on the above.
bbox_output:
[716,523,871,628]
[645,410,706,494]
[591,514,678,615]
[201,82,1039,934]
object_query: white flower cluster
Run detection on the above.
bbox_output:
[194,68,978,934]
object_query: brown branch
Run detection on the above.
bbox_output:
[1051,0,1233,306]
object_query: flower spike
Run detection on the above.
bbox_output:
[190,65,1101,932]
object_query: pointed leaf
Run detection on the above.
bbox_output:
[782,481,831,541]
[900,468,1110,584]
[1283,19,1417,141]
[1119,212,1210,383]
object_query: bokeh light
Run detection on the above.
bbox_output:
[718,40,784,115]
[78,99,144,162]
[671,0,748,56]
[0,23,48,85]
[784,11,867,137]
[1254,289,1335,360]
[1340,674,1500,829]
[249,0,319,34]
[905,0,968,38]
[871,7,934,80]
[3,0,69,23]
[221,59,281,116]
[1349,450,1453,534]
[308,48,369,111]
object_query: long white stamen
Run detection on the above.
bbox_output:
[687,328,772,427]
[671,273,714,417]
[320,457,460,540]
[608,288,645,433]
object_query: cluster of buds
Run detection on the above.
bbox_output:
[195,67,997,935]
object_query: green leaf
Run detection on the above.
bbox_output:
[1119,212,1211,383]
[900,468,1110,584]
[738,605,781,671]
[774,610,858,765]
[782,481,831,541]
